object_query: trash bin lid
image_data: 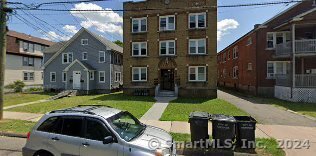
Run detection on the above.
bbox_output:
[210,114,236,122]
[189,112,210,119]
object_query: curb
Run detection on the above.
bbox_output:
[286,109,316,121]
[0,132,27,138]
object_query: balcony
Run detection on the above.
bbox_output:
[275,39,316,57]
[275,74,316,88]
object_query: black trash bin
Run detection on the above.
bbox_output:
[210,114,236,148]
[234,116,257,149]
[188,112,210,144]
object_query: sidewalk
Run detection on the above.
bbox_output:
[3,99,49,110]
[3,111,44,122]
[140,97,177,120]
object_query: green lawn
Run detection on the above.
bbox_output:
[8,92,155,119]
[0,120,36,134]
[160,98,248,121]
[4,92,54,107]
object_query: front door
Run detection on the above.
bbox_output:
[73,71,81,90]
[161,69,174,91]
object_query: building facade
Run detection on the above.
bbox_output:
[5,30,54,87]
[43,28,123,94]
[217,1,316,102]
[123,0,217,98]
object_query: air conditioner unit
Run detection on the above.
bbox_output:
[306,70,311,74]
[312,69,316,74]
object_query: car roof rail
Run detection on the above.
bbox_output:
[50,109,96,115]
[77,105,113,108]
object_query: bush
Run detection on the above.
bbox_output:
[5,80,26,92]
[25,87,43,92]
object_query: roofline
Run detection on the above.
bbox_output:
[63,59,95,72]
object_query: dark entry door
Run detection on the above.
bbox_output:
[161,69,174,91]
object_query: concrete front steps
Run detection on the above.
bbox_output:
[157,90,176,97]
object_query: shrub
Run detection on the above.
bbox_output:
[5,80,26,92]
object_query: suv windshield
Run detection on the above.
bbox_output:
[107,112,146,142]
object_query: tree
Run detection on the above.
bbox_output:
[113,40,123,47]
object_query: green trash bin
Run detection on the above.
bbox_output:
[188,112,210,144]
[234,116,257,149]
[210,114,236,148]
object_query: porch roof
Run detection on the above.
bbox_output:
[63,59,95,72]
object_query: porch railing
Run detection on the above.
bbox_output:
[275,42,292,56]
[295,39,316,54]
[295,74,316,87]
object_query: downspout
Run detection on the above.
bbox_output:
[109,51,112,91]
[255,31,259,96]
[86,70,89,94]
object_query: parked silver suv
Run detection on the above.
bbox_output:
[22,105,176,156]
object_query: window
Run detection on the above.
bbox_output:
[82,52,88,60]
[189,13,206,29]
[62,53,73,64]
[223,52,226,62]
[99,71,105,83]
[266,32,291,49]
[132,17,147,33]
[37,117,62,134]
[99,51,105,63]
[267,33,274,48]
[233,66,239,79]
[228,50,231,60]
[160,15,175,31]
[223,69,227,78]
[189,39,206,54]
[132,67,147,82]
[132,42,147,56]
[267,61,289,78]
[247,37,252,46]
[81,39,88,45]
[23,72,34,81]
[61,117,83,137]
[62,72,67,82]
[160,40,175,55]
[85,118,112,141]
[233,46,238,59]
[89,72,94,80]
[115,72,121,82]
[248,63,253,71]
[23,57,34,66]
[50,72,56,82]
[189,66,206,82]
[21,41,35,52]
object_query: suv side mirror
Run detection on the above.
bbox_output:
[103,136,114,144]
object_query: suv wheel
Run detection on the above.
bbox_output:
[34,151,53,156]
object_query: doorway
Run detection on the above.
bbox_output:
[160,69,174,91]
[73,71,81,90]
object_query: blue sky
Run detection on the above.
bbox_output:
[7,0,296,52]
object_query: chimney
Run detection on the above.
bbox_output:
[254,24,261,29]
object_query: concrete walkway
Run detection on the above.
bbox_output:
[140,97,177,121]
[3,99,49,110]
[4,111,44,122]
[218,90,316,127]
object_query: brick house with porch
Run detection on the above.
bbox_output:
[217,0,316,102]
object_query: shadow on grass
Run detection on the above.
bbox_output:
[91,92,156,103]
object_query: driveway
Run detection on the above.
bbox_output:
[0,136,25,156]
[218,90,316,127]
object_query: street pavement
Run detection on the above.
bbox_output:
[0,136,25,156]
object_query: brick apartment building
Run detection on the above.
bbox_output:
[5,30,54,87]
[217,0,316,102]
[123,0,217,98]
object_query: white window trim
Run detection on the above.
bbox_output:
[159,15,176,31]
[99,51,106,63]
[266,31,291,49]
[132,17,147,33]
[248,63,253,71]
[189,38,206,55]
[62,72,67,82]
[50,72,56,82]
[246,37,252,46]
[266,61,290,79]
[62,52,73,64]
[159,40,176,56]
[188,12,207,29]
[82,52,88,60]
[233,46,238,59]
[23,72,35,81]
[132,67,147,82]
[99,71,105,83]
[132,42,147,57]
[81,39,88,45]
[89,72,95,80]
[115,72,122,82]
[188,66,207,82]
[233,66,238,79]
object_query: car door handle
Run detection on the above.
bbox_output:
[51,137,59,141]
[82,142,90,147]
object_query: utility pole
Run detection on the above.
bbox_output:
[0,0,12,120]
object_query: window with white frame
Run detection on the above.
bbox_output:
[189,13,206,29]
[132,17,147,33]
[160,15,175,31]
[248,63,253,71]
[132,42,147,56]
[62,72,67,82]
[89,72,94,80]
[115,72,121,82]
[247,37,252,46]
[266,32,291,49]
[189,39,206,54]
[21,41,35,53]
[160,40,175,55]
[233,66,239,79]
[62,52,73,64]
[99,71,105,83]
[81,39,88,45]
[23,72,34,81]
[82,52,88,60]
[132,67,147,82]
[233,46,238,59]
[189,66,206,82]
[23,56,34,66]
[267,61,289,78]
[99,51,105,63]
[228,50,231,60]
[50,72,56,82]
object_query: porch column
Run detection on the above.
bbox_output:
[292,24,296,88]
